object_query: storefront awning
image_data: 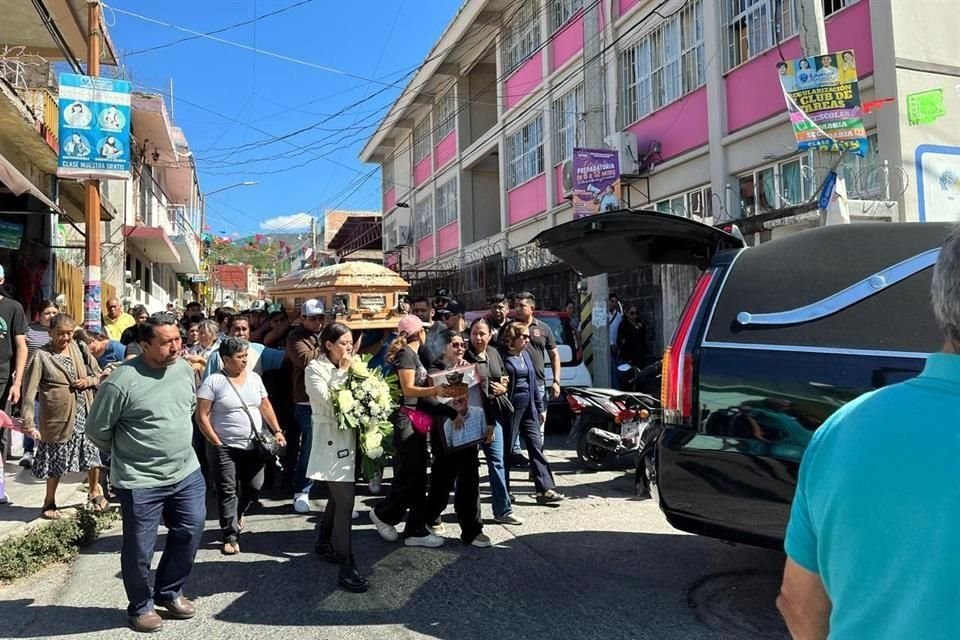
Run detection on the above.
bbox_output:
[124,225,181,264]
[0,152,61,214]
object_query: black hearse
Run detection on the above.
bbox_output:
[536,211,951,549]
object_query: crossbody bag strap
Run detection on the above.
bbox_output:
[220,373,259,442]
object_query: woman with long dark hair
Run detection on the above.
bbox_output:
[502,322,564,505]
[370,315,450,548]
[425,329,491,547]
[466,318,521,525]
[304,322,368,593]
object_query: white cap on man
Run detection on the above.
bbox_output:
[302,299,325,317]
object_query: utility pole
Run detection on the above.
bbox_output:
[310,216,318,267]
[84,0,102,333]
[581,0,611,388]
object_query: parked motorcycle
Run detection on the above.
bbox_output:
[566,369,659,471]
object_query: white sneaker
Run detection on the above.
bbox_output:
[494,512,524,526]
[293,493,311,514]
[368,472,382,495]
[404,533,445,548]
[369,509,399,542]
[470,533,493,548]
[18,452,33,468]
[352,510,359,520]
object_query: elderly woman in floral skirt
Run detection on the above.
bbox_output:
[21,313,106,519]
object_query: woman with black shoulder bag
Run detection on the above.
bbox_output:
[196,337,286,555]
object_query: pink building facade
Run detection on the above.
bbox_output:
[363,0,928,270]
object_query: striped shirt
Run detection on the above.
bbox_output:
[25,323,50,367]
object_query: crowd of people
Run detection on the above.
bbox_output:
[0,274,592,632]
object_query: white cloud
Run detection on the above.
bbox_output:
[259,212,315,232]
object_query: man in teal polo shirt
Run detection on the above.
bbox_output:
[778,227,960,639]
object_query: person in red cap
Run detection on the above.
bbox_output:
[369,315,453,548]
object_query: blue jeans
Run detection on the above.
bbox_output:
[115,468,206,617]
[514,384,547,453]
[481,422,511,518]
[293,404,314,495]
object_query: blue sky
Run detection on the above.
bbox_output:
[105,0,461,236]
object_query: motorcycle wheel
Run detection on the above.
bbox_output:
[576,430,613,471]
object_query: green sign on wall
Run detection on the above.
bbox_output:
[906,89,946,126]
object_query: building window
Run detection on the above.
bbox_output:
[653,186,714,222]
[382,159,394,191]
[552,83,584,165]
[550,0,584,33]
[506,116,545,189]
[433,87,456,145]
[619,0,703,128]
[503,0,542,74]
[724,0,800,70]
[436,179,458,228]
[823,0,852,16]
[414,116,432,163]
[737,154,817,216]
[415,195,434,240]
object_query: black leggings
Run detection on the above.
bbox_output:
[319,481,356,558]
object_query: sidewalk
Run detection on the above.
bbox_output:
[0,456,85,543]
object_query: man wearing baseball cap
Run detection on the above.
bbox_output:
[286,299,325,513]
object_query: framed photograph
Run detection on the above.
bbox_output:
[429,364,486,450]
[439,394,487,451]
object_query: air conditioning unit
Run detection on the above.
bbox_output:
[561,160,575,199]
[604,131,641,175]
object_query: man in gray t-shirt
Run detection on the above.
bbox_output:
[86,316,205,633]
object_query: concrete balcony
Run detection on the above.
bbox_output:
[168,205,202,274]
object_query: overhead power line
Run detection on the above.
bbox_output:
[120,0,317,57]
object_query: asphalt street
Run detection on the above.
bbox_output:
[0,436,789,639]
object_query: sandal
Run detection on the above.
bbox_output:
[89,495,109,512]
[40,503,62,520]
[222,542,240,555]
[238,516,246,532]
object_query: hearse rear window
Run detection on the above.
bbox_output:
[705,223,950,354]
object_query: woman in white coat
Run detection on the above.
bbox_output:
[304,322,368,593]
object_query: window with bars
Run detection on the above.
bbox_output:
[550,0,584,33]
[382,159,394,191]
[619,0,703,128]
[436,178,458,228]
[506,116,545,189]
[503,0,542,73]
[552,83,584,165]
[736,154,817,217]
[433,88,456,145]
[413,116,432,162]
[724,0,800,70]
[415,195,434,239]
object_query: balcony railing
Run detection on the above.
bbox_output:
[18,87,58,152]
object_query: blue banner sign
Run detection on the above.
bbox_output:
[57,73,131,180]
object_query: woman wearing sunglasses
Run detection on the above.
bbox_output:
[424,329,491,547]
[501,322,564,505]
